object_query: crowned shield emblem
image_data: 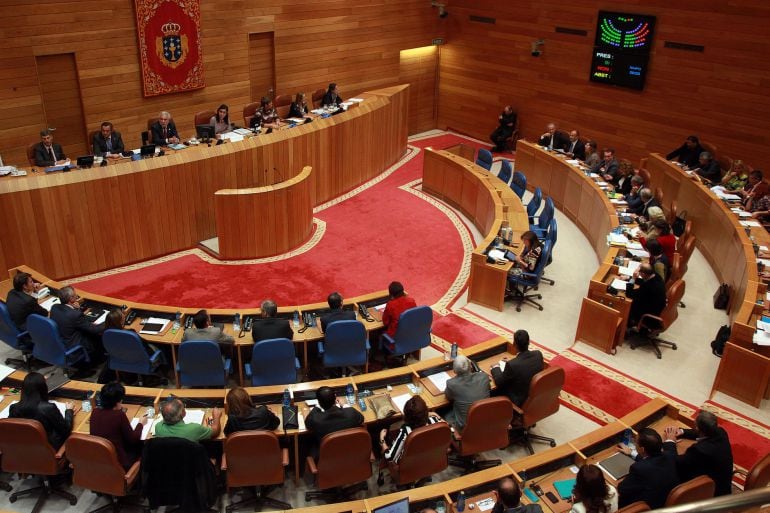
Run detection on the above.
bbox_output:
[155,21,188,69]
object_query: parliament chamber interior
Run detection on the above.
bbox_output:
[0,1,769,513]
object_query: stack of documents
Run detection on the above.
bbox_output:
[608,232,629,246]
[618,260,641,277]
[755,316,770,346]
[610,279,628,291]
[740,220,761,228]
[130,417,156,440]
[427,371,452,393]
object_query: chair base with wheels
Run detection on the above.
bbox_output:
[83,493,147,513]
[627,329,677,359]
[305,481,368,503]
[508,425,556,455]
[448,454,502,474]
[227,485,290,512]
[505,285,543,312]
[8,475,78,511]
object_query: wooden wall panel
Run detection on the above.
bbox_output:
[248,32,275,103]
[399,46,438,135]
[35,53,87,158]
[437,1,770,171]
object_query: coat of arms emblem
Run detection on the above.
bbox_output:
[155,21,188,68]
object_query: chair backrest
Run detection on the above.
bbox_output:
[194,110,216,128]
[224,430,284,488]
[616,501,651,513]
[520,365,565,428]
[638,167,651,187]
[701,141,718,160]
[0,301,23,350]
[717,155,733,175]
[103,329,152,374]
[243,101,260,127]
[274,94,292,118]
[87,130,99,153]
[66,433,129,497]
[393,422,452,485]
[665,475,715,506]
[27,142,38,166]
[0,418,59,475]
[545,218,558,247]
[323,320,368,368]
[678,234,696,265]
[668,200,678,226]
[177,340,227,387]
[27,313,68,366]
[457,397,514,456]
[316,427,372,490]
[668,253,683,286]
[511,170,527,199]
[536,197,555,230]
[497,160,512,184]
[250,338,297,386]
[475,149,493,171]
[683,219,693,239]
[311,88,326,108]
[655,187,664,206]
[527,187,543,221]
[660,279,685,330]
[745,453,770,490]
[390,305,433,356]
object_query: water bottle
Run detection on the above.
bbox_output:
[622,428,633,446]
[146,406,155,418]
[81,399,92,413]
[450,342,458,359]
[346,384,355,405]
[292,311,300,328]
[357,394,367,411]
[283,388,291,408]
[172,311,181,333]
[233,313,241,331]
[457,491,466,512]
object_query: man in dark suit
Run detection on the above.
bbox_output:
[321,82,343,107]
[694,151,722,184]
[666,135,704,170]
[49,286,105,361]
[591,147,620,182]
[92,121,125,157]
[5,272,47,332]
[565,130,586,161]
[663,410,734,497]
[636,188,662,220]
[305,386,364,456]
[149,111,180,146]
[251,299,293,343]
[618,428,679,509]
[33,129,67,167]
[625,263,667,328]
[490,329,544,407]
[537,123,568,151]
[319,292,355,332]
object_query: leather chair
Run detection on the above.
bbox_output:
[530,197,554,238]
[65,433,142,513]
[504,116,520,151]
[664,475,715,506]
[638,167,651,187]
[27,313,90,374]
[246,338,299,386]
[223,430,291,512]
[511,170,526,199]
[616,501,650,513]
[87,130,99,155]
[668,200,678,227]
[738,452,770,490]
[318,320,370,375]
[381,305,433,361]
[0,300,33,368]
[274,94,292,118]
[103,329,163,386]
[497,159,512,185]
[475,148,493,171]
[526,187,543,224]
[655,187,664,206]
[509,365,565,454]
[311,88,326,109]
[0,418,77,510]
[629,279,684,359]
[676,234,696,274]
[27,142,38,166]
[243,102,260,128]
[506,239,552,312]
[194,110,216,128]
[701,141,718,160]
[667,253,684,291]
[540,218,557,286]
[717,155,733,176]
[305,427,373,502]
[176,339,232,387]
[386,421,452,488]
[450,397,513,472]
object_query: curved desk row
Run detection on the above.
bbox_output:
[0,85,409,280]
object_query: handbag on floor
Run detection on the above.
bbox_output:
[672,210,688,237]
[713,283,730,310]
[710,325,730,357]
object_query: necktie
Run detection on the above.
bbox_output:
[163,127,168,139]
[106,138,112,151]
[549,135,554,149]
[48,146,56,161]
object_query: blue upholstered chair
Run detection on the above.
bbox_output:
[103,329,163,386]
[245,338,299,386]
[526,187,542,224]
[540,218,557,286]
[318,320,370,374]
[497,160,512,185]
[176,340,231,387]
[530,197,554,238]
[507,240,552,312]
[511,171,527,200]
[27,314,89,372]
[475,149,493,171]
[381,305,433,360]
[0,301,32,368]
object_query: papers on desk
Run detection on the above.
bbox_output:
[348,98,365,103]
[168,143,187,151]
[740,220,761,227]
[311,109,326,115]
[131,417,156,440]
[297,413,306,431]
[625,228,642,239]
[619,261,641,277]
[566,159,581,165]
[610,199,628,205]
[234,128,252,136]
[0,364,15,383]
[139,318,169,335]
[219,132,244,142]
[610,279,628,291]
[390,393,412,414]
[92,310,108,325]
[373,303,387,312]
[475,498,496,512]
[627,248,650,258]
[287,118,306,124]
[34,287,50,300]
[427,371,452,393]
[39,296,61,312]
[753,330,770,346]
[757,320,770,331]
[488,249,506,261]
[185,409,206,425]
[498,359,507,372]
[608,232,629,246]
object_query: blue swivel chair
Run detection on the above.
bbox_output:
[318,320,370,375]
[381,305,433,360]
[0,301,33,368]
[475,149,493,171]
[103,329,163,386]
[497,160,512,185]
[176,340,231,387]
[540,218,557,286]
[530,197,554,238]
[246,338,299,386]
[27,314,90,373]
[511,171,527,200]
[526,187,542,224]
[507,240,552,312]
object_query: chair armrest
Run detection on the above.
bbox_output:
[317,341,324,355]
[382,333,394,345]
[16,331,29,340]
[224,358,232,374]
[149,350,163,363]
[125,459,141,487]
[221,453,227,471]
[294,357,301,370]
[64,344,86,357]
[365,340,371,351]
[511,403,524,416]
[244,363,252,378]
[638,313,664,330]
[55,444,66,460]
[369,451,375,463]
[306,455,318,475]
[282,448,289,467]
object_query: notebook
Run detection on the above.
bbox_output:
[553,478,576,500]
[597,451,635,480]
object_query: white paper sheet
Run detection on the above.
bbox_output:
[611,279,628,291]
[184,409,206,425]
[618,266,635,277]
[139,318,169,335]
[39,296,61,312]
[626,242,644,250]
[740,220,761,227]
[476,498,496,512]
[427,371,452,393]
[391,393,412,414]
[92,310,108,325]
[0,364,15,382]
[758,320,770,331]
[627,248,650,258]
[753,330,770,346]
[130,417,156,440]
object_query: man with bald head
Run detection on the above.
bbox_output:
[537,123,568,151]
[565,129,585,160]
[625,263,667,327]
[492,477,543,513]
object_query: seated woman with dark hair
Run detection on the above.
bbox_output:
[103,308,167,370]
[90,382,145,469]
[209,104,231,134]
[570,464,618,513]
[379,395,446,463]
[9,372,75,449]
[510,231,543,277]
[289,92,311,119]
[224,387,280,435]
[249,97,281,130]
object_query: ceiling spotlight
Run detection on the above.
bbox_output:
[431,1,448,18]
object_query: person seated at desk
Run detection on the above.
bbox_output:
[249,97,281,130]
[319,291,355,332]
[50,285,106,363]
[617,428,679,509]
[92,121,125,157]
[646,238,670,282]
[33,129,67,167]
[183,309,234,346]
[379,395,445,463]
[490,105,517,153]
[624,175,645,212]
[625,263,667,329]
[490,330,544,407]
[611,160,634,196]
[154,397,222,441]
[584,140,600,167]
[6,271,47,332]
[305,386,364,455]
[209,104,232,134]
[321,82,343,107]
[570,464,618,513]
[444,354,490,432]
[737,169,770,211]
[721,160,749,191]
[252,299,294,343]
[630,188,660,220]
[9,372,75,450]
[565,130,586,161]
[382,281,417,345]
[507,231,543,285]
[150,111,180,146]
[591,147,619,183]
[693,151,722,183]
[289,92,311,119]
[491,477,543,513]
[640,217,676,264]
[223,386,279,436]
[89,382,144,470]
[663,410,734,497]
[666,135,704,170]
[103,308,167,375]
[538,123,568,151]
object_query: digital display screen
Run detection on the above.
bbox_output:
[589,50,650,90]
[590,11,656,90]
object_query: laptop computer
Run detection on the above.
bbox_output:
[76,156,94,168]
[140,144,156,158]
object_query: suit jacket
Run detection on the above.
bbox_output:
[626,273,667,325]
[92,131,125,156]
[592,157,619,179]
[33,142,66,167]
[252,317,293,343]
[640,197,662,219]
[9,401,73,449]
[444,371,491,431]
[565,139,586,161]
[289,102,309,118]
[538,131,569,151]
[618,452,679,509]
[321,91,343,107]
[305,404,364,445]
[50,303,104,354]
[490,350,544,406]
[663,427,734,497]
[696,160,722,183]
[149,121,179,146]
[320,309,355,332]
[223,405,280,436]
[182,326,233,345]
[616,175,633,196]
[6,289,47,332]
[666,143,703,169]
